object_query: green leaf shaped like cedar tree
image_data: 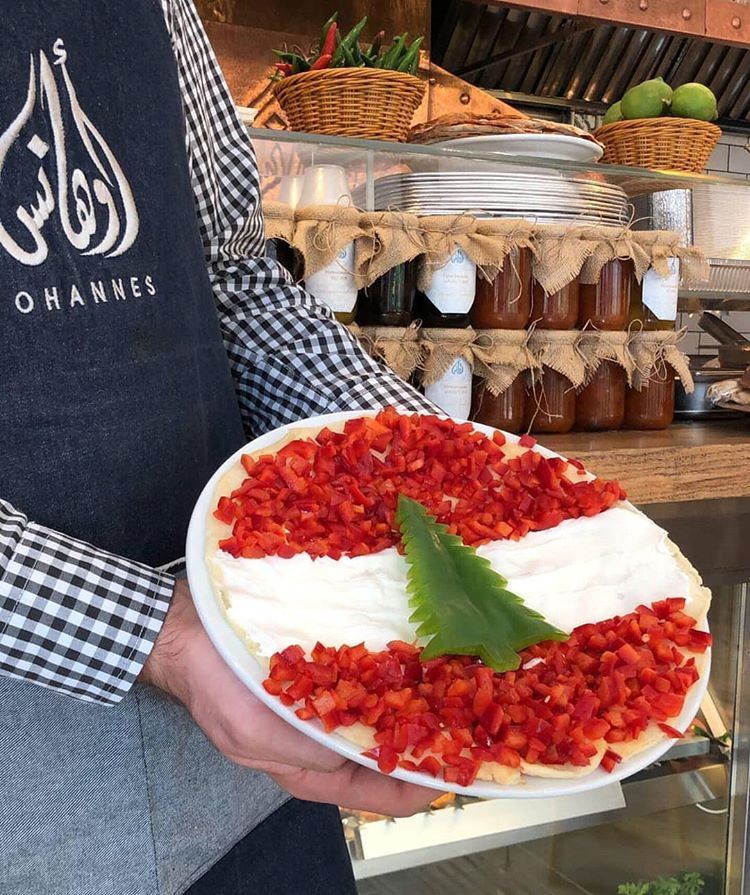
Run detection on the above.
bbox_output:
[396,494,568,672]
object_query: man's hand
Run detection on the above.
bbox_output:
[140,580,434,816]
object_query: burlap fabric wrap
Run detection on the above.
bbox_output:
[577,330,635,387]
[470,220,536,283]
[293,204,365,278]
[420,327,476,387]
[358,323,423,381]
[416,215,478,293]
[531,225,604,295]
[262,200,296,244]
[629,330,694,394]
[355,212,425,289]
[631,231,710,286]
[578,227,652,285]
[472,329,537,396]
[527,329,587,389]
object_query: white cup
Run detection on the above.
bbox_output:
[299,165,352,206]
[278,174,305,209]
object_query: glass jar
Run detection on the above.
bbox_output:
[530,279,580,330]
[471,375,525,433]
[471,248,532,329]
[578,259,633,330]
[524,368,576,434]
[359,262,416,326]
[575,362,626,431]
[415,247,476,328]
[625,369,675,429]
[304,242,358,324]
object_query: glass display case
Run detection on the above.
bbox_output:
[246,126,750,894]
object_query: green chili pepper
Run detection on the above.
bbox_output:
[340,41,358,67]
[397,36,424,73]
[332,15,368,65]
[378,33,407,70]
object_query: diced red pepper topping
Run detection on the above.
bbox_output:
[213,409,625,560]
[262,603,709,787]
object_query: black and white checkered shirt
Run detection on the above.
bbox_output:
[0,0,432,706]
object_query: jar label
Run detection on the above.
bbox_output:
[305,242,357,313]
[424,357,473,420]
[425,248,476,314]
[642,258,680,321]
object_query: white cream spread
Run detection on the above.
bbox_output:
[210,504,696,659]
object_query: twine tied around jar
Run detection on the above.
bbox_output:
[358,322,423,381]
[470,219,536,284]
[293,204,365,278]
[355,211,425,289]
[420,327,476,387]
[579,225,651,285]
[527,328,587,389]
[628,329,694,394]
[472,329,538,396]
[631,231,710,286]
[577,329,635,387]
[416,214,478,293]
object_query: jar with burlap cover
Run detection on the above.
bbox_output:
[357,323,423,382]
[419,328,476,389]
[471,329,538,432]
[355,212,425,289]
[630,231,710,287]
[577,330,635,386]
[469,219,536,283]
[472,329,538,397]
[292,204,366,278]
[527,329,586,388]
[628,330,694,393]
[416,215,478,293]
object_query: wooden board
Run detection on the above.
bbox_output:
[542,421,750,505]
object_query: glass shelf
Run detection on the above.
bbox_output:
[247,126,750,200]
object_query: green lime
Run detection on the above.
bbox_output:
[602,101,624,125]
[621,78,673,119]
[670,83,718,121]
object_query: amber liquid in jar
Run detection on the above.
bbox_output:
[575,362,626,431]
[471,248,532,329]
[578,260,633,330]
[524,368,575,434]
[471,375,525,433]
[530,279,580,330]
[625,369,675,429]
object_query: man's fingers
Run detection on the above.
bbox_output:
[271,761,436,817]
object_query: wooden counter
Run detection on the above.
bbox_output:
[542,420,750,505]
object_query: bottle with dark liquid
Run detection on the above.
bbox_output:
[359,262,416,327]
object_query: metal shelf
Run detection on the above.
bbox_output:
[348,753,726,881]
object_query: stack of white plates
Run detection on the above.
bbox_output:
[359,171,629,225]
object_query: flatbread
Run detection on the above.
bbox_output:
[408,112,604,147]
[205,416,711,784]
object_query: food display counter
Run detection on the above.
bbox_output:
[248,126,750,894]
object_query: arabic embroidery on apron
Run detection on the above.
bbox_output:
[0,1,246,566]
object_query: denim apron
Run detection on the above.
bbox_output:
[0,3,285,893]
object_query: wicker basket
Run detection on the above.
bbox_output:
[593,118,721,173]
[273,68,426,142]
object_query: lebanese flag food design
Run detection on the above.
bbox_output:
[207,410,711,788]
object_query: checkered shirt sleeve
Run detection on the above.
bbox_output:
[164,0,436,435]
[0,500,173,704]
